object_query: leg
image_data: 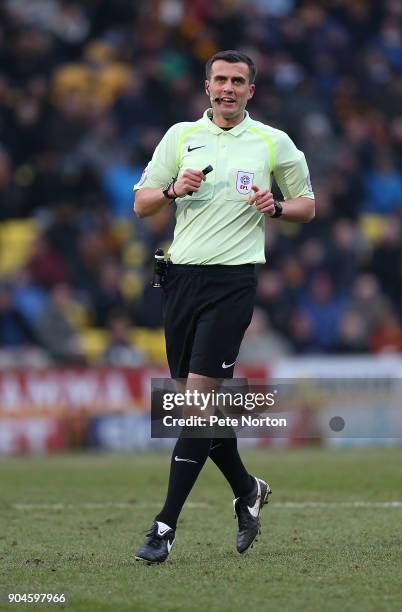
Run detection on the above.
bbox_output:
[209,422,254,497]
[154,373,218,529]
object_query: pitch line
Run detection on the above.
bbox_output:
[9,501,402,510]
[11,502,209,510]
[274,501,402,508]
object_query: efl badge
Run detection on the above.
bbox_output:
[236,171,254,195]
[137,163,149,187]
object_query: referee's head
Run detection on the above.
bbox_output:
[205,50,256,123]
[205,50,257,84]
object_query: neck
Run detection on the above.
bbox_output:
[212,111,245,128]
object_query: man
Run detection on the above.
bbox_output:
[133,50,315,564]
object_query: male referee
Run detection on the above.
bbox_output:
[133,50,315,563]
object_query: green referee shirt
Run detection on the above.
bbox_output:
[134,109,314,265]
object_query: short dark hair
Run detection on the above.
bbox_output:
[205,50,257,83]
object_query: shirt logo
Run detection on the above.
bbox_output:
[236,171,254,195]
[187,145,205,152]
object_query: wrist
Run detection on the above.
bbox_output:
[171,180,180,198]
[271,199,283,218]
[162,180,176,201]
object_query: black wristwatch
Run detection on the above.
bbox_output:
[162,180,175,200]
[271,199,283,218]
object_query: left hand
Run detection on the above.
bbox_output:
[248,185,275,216]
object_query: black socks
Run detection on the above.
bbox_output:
[155,417,254,529]
[155,433,212,530]
[209,436,254,498]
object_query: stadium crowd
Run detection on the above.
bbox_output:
[0,0,402,365]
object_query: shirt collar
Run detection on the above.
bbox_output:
[202,108,251,135]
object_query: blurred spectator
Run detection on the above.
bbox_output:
[238,307,292,363]
[336,311,369,354]
[301,112,339,181]
[34,283,85,363]
[288,311,316,354]
[347,274,393,337]
[27,232,71,289]
[298,272,347,351]
[326,219,362,290]
[12,268,48,324]
[92,259,126,327]
[369,219,402,306]
[103,309,146,367]
[0,285,36,348]
[369,310,402,354]
[364,154,402,213]
[0,148,32,219]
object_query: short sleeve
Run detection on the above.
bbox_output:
[273,132,314,200]
[133,124,180,191]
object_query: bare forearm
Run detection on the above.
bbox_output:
[134,168,206,218]
[280,197,315,223]
[133,188,170,218]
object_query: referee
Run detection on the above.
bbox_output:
[134,50,315,564]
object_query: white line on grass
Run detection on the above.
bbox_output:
[275,501,402,508]
[10,501,402,510]
[11,502,210,510]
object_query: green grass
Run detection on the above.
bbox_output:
[1,448,402,611]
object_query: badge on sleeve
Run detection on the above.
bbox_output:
[236,171,254,195]
[137,163,149,187]
[306,172,313,193]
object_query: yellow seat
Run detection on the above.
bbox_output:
[359,214,386,244]
[0,219,38,275]
[80,328,109,361]
[132,328,167,365]
[80,327,167,365]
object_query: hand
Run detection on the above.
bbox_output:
[248,185,275,216]
[173,169,205,197]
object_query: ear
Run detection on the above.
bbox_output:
[205,79,210,96]
[248,83,256,100]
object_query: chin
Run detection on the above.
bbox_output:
[222,108,239,119]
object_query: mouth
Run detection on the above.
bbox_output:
[219,97,236,105]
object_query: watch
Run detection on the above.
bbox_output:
[162,180,175,200]
[271,199,283,218]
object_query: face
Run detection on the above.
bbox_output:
[205,60,255,125]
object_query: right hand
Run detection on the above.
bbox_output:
[173,169,205,197]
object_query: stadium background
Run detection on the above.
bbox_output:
[1,3,402,611]
[0,0,401,453]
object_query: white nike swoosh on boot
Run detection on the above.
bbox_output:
[174,456,198,463]
[167,538,175,553]
[247,478,261,518]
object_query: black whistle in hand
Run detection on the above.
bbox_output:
[188,165,213,196]
[152,248,168,288]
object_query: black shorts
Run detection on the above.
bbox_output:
[163,264,256,379]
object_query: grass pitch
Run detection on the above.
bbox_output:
[0,447,401,612]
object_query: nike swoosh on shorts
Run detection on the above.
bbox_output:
[222,361,236,368]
